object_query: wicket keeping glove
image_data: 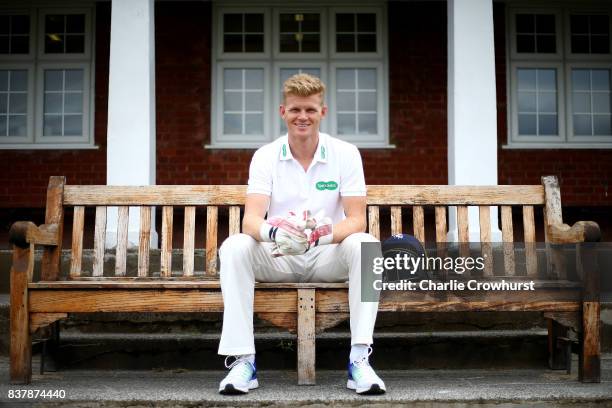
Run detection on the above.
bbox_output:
[260,211,315,257]
[308,216,333,247]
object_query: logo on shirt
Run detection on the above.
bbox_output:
[316,181,338,191]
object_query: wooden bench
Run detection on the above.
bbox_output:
[9,175,602,384]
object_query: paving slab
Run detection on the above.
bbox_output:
[1,355,611,407]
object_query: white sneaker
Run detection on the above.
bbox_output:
[347,347,386,395]
[219,355,259,395]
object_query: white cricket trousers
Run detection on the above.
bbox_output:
[218,232,380,356]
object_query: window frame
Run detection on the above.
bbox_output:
[329,6,384,60]
[509,8,563,61]
[37,7,92,61]
[564,10,612,61]
[272,8,327,60]
[216,7,271,60]
[0,63,35,143]
[0,9,36,61]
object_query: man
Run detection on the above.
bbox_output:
[217,73,385,395]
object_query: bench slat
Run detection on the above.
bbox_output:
[523,205,538,277]
[63,185,545,206]
[138,206,151,277]
[115,206,129,277]
[457,206,470,260]
[368,206,380,240]
[390,206,402,235]
[413,205,425,243]
[93,206,107,277]
[70,206,85,278]
[161,206,173,277]
[206,206,218,275]
[501,206,516,276]
[229,206,240,236]
[479,206,493,277]
[183,206,195,277]
[435,205,447,259]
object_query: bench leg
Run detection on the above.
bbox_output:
[547,318,569,370]
[579,301,600,383]
[10,246,32,384]
[297,288,315,385]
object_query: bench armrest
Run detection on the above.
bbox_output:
[9,221,60,248]
[548,221,601,244]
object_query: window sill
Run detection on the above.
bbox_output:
[502,143,612,150]
[0,143,100,150]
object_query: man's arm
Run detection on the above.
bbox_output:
[242,193,271,241]
[331,196,367,243]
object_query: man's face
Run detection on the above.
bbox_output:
[280,93,327,140]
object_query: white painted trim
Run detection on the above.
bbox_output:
[272,8,327,59]
[0,8,36,61]
[329,6,383,60]
[509,8,563,61]
[216,7,270,60]
[563,8,612,61]
[502,142,612,149]
[509,61,565,144]
[0,63,35,143]
[37,7,92,60]
[0,142,98,149]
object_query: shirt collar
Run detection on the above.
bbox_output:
[278,133,328,163]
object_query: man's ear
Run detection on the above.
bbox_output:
[279,104,286,117]
[321,105,328,118]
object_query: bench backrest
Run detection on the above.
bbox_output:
[41,176,564,281]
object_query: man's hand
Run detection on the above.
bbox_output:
[263,211,313,257]
[308,216,333,248]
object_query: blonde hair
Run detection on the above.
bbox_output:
[282,73,326,104]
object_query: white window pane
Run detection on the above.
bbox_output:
[538,114,557,135]
[517,69,536,90]
[43,115,62,136]
[358,113,377,134]
[572,92,591,113]
[0,71,7,91]
[358,69,376,89]
[358,92,377,111]
[337,91,355,111]
[64,93,82,114]
[592,70,610,91]
[64,115,82,136]
[518,92,537,112]
[224,92,241,111]
[593,114,612,135]
[573,114,592,135]
[245,69,263,90]
[337,69,355,90]
[10,71,27,91]
[45,70,63,91]
[0,94,7,113]
[539,92,557,113]
[245,92,261,111]
[572,70,590,91]
[8,115,26,136]
[538,69,556,91]
[44,93,62,114]
[592,93,611,114]
[337,113,355,134]
[9,93,26,114]
[224,69,242,89]
[223,113,242,134]
[65,70,83,91]
[518,114,537,134]
[280,69,299,84]
[245,113,263,134]
[0,116,6,136]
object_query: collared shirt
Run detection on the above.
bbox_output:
[246,133,366,223]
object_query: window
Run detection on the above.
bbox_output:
[0,8,93,148]
[211,5,388,148]
[508,8,612,148]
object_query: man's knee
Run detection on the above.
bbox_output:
[219,233,257,258]
[344,232,379,247]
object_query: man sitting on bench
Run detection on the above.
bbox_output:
[217,73,385,395]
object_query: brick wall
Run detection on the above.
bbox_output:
[0,1,610,209]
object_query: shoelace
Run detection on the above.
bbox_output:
[352,346,373,367]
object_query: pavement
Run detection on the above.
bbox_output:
[1,355,611,407]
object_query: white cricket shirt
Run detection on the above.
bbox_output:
[247,133,366,223]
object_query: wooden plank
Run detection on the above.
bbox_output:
[457,206,469,259]
[479,206,493,277]
[64,184,545,206]
[93,206,107,277]
[138,206,152,277]
[368,206,380,240]
[581,301,601,382]
[501,206,515,276]
[41,176,65,281]
[10,245,33,384]
[183,206,196,277]
[206,206,218,276]
[435,206,446,242]
[547,319,569,370]
[161,206,173,277]
[114,206,129,277]
[29,290,299,313]
[70,206,85,278]
[229,206,241,236]
[22,223,59,246]
[30,281,350,289]
[297,288,316,385]
[390,206,402,235]
[29,313,67,334]
[256,312,297,333]
[542,176,566,279]
[413,205,425,243]
[523,205,538,278]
